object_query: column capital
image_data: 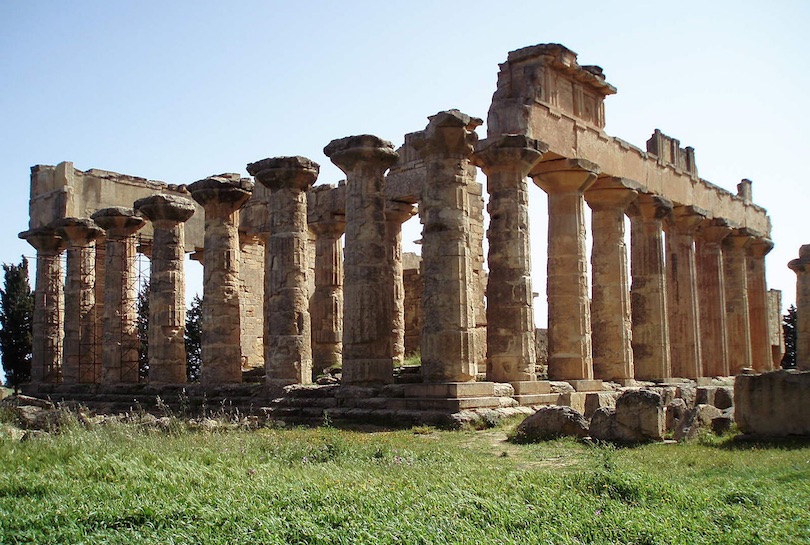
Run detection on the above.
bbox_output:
[665,204,708,235]
[19,227,64,254]
[309,215,346,238]
[134,194,196,224]
[323,135,398,174]
[627,193,673,222]
[531,158,600,194]
[788,244,810,273]
[584,177,641,210]
[748,236,774,258]
[91,207,146,239]
[247,157,319,192]
[189,174,253,210]
[471,135,548,176]
[411,109,482,158]
[385,200,417,225]
[723,228,755,250]
[54,217,103,246]
[696,217,734,244]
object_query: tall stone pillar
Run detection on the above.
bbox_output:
[385,200,417,369]
[664,205,706,379]
[723,229,754,373]
[18,227,65,384]
[695,218,732,377]
[583,178,637,383]
[747,236,774,372]
[55,218,103,384]
[413,110,480,382]
[789,245,810,370]
[247,156,317,385]
[309,217,345,376]
[90,208,146,384]
[134,194,195,384]
[324,135,398,385]
[627,194,673,381]
[189,175,253,385]
[238,231,265,372]
[472,135,546,383]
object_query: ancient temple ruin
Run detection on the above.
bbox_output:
[19,44,784,420]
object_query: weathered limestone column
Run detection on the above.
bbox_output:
[309,217,345,376]
[55,218,103,384]
[788,245,810,370]
[413,110,480,382]
[385,200,417,369]
[532,158,600,381]
[627,194,673,381]
[747,236,774,371]
[238,231,265,372]
[583,178,637,383]
[90,208,146,384]
[324,135,398,385]
[472,135,546,382]
[189,174,253,385]
[134,194,195,384]
[93,235,106,371]
[247,157,317,385]
[18,227,65,384]
[723,229,754,373]
[695,218,732,377]
[664,205,706,379]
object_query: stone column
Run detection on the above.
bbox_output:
[789,245,810,370]
[472,135,546,383]
[583,178,637,383]
[90,208,146,384]
[747,236,774,372]
[247,156,317,385]
[413,110,480,382]
[55,218,103,384]
[238,231,265,372]
[664,205,706,380]
[627,194,673,381]
[18,227,65,384]
[309,217,345,376]
[324,135,398,385]
[189,174,253,385]
[695,218,732,377]
[134,194,195,384]
[723,229,754,373]
[385,200,417,369]
[532,158,600,381]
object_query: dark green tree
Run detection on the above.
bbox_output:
[781,304,797,368]
[137,279,150,380]
[185,294,202,382]
[0,257,34,391]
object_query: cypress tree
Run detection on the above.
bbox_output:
[0,257,34,391]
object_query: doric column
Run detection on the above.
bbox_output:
[412,110,481,382]
[247,156,317,385]
[789,245,810,370]
[189,174,253,385]
[134,194,195,384]
[90,208,146,384]
[18,227,65,384]
[238,231,265,372]
[54,217,103,384]
[747,236,774,372]
[532,158,600,381]
[324,135,398,385]
[385,200,417,369]
[94,234,106,370]
[695,218,732,377]
[583,177,637,382]
[472,135,546,382]
[627,194,673,381]
[723,229,754,373]
[309,217,345,376]
[664,205,706,379]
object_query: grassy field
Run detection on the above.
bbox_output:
[1,414,808,545]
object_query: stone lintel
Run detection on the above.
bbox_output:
[247,157,319,192]
[91,207,146,237]
[471,135,548,175]
[531,158,600,193]
[323,135,398,172]
[189,174,254,208]
[134,194,196,223]
[19,227,64,253]
[402,381,496,399]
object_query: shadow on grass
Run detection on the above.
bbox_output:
[710,434,810,451]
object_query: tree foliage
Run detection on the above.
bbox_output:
[137,279,150,380]
[782,304,797,368]
[185,294,202,382]
[0,257,34,390]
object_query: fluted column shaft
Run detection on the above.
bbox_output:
[309,219,345,376]
[723,230,754,373]
[695,219,732,377]
[789,245,810,370]
[385,201,416,370]
[747,237,774,371]
[628,194,673,380]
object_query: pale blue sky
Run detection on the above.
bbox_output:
[1,1,809,381]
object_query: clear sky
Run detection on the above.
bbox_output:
[1,1,809,381]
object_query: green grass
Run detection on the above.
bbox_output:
[1,416,809,544]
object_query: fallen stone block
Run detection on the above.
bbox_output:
[614,389,665,441]
[735,370,810,437]
[674,404,722,441]
[713,387,734,410]
[512,406,588,442]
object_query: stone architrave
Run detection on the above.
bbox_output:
[412,110,481,383]
[664,205,706,380]
[627,194,673,381]
[695,218,733,377]
[54,217,103,384]
[747,236,774,372]
[472,135,547,383]
[583,177,638,383]
[247,157,317,385]
[723,229,754,373]
[134,194,195,384]
[189,174,254,385]
[18,227,65,384]
[324,135,398,385]
[385,200,417,369]
[789,245,810,370]
[90,208,146,383]
[532,158,600,381]
[309,215,345,376]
